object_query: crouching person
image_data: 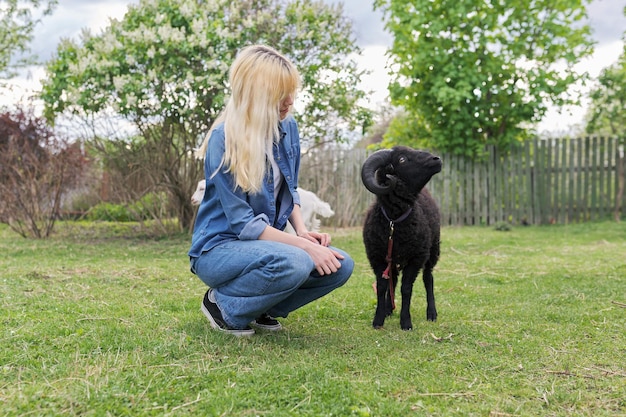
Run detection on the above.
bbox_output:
[188,45,354,336]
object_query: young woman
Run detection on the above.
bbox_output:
[189,45,354,336]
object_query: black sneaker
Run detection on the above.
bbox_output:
[252,313,282,331]
[201,289,255,337]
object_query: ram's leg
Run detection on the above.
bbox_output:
[373,275,389,329]
[423,266,437,321]
[400,265,419,330]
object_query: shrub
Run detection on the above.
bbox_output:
[86,202,133,222]
[85,192,169,222]
[0,107,88,238]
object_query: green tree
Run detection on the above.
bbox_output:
[0,0,57,79]
[374,0,595,158]
[585,45,626,137]
[40,0,369,232]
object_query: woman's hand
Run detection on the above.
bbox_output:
[302,240,344,276]
[297,230,331,247]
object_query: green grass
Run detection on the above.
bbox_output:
[1,221,625,416]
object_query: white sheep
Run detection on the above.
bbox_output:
[191,180,333,232]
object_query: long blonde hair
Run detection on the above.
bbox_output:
[197,45,301,193]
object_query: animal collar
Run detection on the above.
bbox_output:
[380,206,412,224]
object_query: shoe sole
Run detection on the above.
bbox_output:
[201,302,255,337]
[251,321,283,331]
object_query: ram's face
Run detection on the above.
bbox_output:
[390,147,442,191]
[362,145,442,196]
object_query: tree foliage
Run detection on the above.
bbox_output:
[40,0,368,232]
[0,107,87,238]
[0,0,57,79]
[585,41,626,137]
[374,0,595,158]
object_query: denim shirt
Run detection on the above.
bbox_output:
[188,116,301,259]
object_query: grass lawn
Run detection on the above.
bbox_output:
[1,220,625,416]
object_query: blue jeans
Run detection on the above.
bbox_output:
[190,240,354,329]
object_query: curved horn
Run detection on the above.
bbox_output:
[361,149,393,195]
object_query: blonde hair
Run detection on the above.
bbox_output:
[197,45,301,193]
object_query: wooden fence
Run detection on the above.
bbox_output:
[299,137,625,227]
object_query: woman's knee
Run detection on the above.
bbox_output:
[337,251,355,284]
[265,248,314,280]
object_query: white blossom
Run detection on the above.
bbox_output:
[141,24,158,43]
[191,18,206,35]
[204,0,225,14]
[155,13,166,25]
[125,93,138,108]
[113,75,128,91]
[179,1,194,18]
[126,54,137,67]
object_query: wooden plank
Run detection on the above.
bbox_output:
[551,138,559,223]
[606,137,615,217]
[532,139,542,224]
[469,157,477,225]
[537,140,550,224]
[518,144,529,224]
[545,139,554,223]
[572,137,581,223]
[581,136,590,221]
[472,157,480,225]
[440,152,451,226]
[503,151,511,223]
[598,137,606,218]
[567,139,575,223]
[559,138,568,223]
[509,147,518,223]
[449,154,458,225]
[523,140,532,224]
[489,149,496,224]
[590,136,598,220]
[500,148,514,222]
[501,149,509,224]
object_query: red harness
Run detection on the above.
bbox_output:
[379,206,412,310]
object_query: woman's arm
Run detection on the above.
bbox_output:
[258,224,343,276]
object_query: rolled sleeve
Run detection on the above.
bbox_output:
[293,188,301,206]
[239,213,270,240]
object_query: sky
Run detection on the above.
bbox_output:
[3,0,625,134]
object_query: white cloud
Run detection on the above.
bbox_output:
[352,45,391,108]
[537,40,623,134]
